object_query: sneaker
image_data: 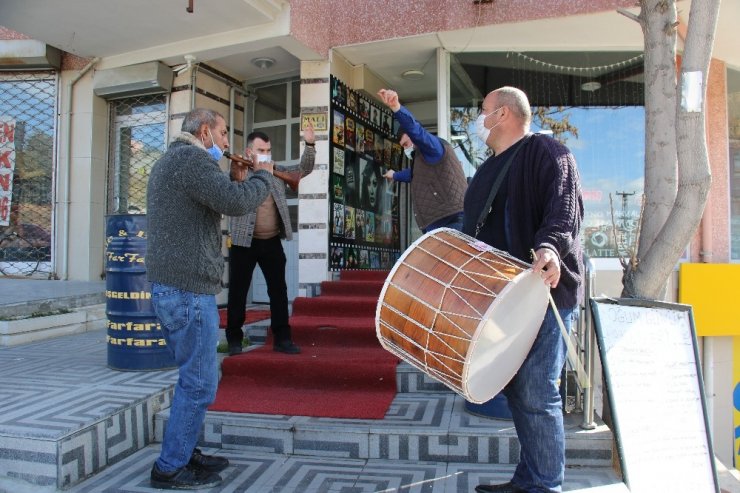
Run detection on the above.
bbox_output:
[228,344,242,356]
[273,341,300,354]
[189,448,229,473]
[150,463,222,490]
[475,482,525,493]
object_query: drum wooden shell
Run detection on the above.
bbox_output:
[375,228,549,403]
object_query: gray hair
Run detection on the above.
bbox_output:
[181,108,224,134]
[493,86,532,126]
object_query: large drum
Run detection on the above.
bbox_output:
[375,228,549,403]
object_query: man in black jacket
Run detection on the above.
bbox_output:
[467,87,584,493]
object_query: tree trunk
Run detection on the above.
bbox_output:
[622,0,720,300]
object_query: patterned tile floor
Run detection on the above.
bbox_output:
[0,327,622,493]
[63,445,621,493]
[0,278,622,493]
[3,281,740,493]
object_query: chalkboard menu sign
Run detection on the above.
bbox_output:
[590,298,719,493]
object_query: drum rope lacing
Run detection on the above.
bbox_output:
[378,234,529,391]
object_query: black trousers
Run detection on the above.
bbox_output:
[225,236,291,346]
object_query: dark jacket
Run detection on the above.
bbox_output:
[464,133,584,308]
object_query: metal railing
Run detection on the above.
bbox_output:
[560,255,597,428]
[580,256,597,429]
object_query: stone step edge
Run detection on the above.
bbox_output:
[0,386,173,490]
[153,394,613,468]
[0,303,107,346]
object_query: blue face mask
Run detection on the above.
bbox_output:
[206,127,224,161]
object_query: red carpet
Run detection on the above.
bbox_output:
[218,308,271,328]
[210,270,399,419]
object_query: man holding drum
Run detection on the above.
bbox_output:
[466,87,584,493]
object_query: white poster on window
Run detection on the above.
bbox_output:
[0,117,16,226]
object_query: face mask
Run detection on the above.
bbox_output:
[476,107,503,143]
[256,153,272,163]
[403,146,414,159]
[206,127,223,161]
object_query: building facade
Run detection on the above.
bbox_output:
[1,0,739,467]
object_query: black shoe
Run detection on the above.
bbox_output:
[228,344,242,356]
[475,482,525,493]
[273,341,300,354]
[150,463,222,490]
[188,448,229,473]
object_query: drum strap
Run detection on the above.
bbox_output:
[474,133,532,238]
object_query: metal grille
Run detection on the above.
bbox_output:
[106,95,167,214]
[0,72,57,278]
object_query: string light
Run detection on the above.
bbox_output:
[513,52,644,75]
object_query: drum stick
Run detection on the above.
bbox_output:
[531,250,590,389]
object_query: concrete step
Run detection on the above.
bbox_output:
[0,279,107,347]
[60,445,624,493]
[156,390,613,468]
[0,327,610,491]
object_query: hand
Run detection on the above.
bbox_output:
[252,156,273,174]
[304,122,315,145]
[230,161,247,182]
[383,169,395,181]
[532,247,561,289]
[377,89,401,112]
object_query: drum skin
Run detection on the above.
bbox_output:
[375,228,549,403]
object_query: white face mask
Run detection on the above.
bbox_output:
[403,146,414,159]
[256,153,272,163]
[475,107,503,143]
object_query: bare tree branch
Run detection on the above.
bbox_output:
[617,8,640,23]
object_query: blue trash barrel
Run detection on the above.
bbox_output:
[105,214,175,371]
[464,392,513,420]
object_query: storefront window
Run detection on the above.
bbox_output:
[254,83,287,124]
[729,67,740,260]
[107,94,167,214]
[0,73,56,277]
[452,51,645,259]
[249,78,300,217]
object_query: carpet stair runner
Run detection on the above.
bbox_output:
[210,269,399,419]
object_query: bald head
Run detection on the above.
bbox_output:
[488,86,532,127]
[479,86,532,154]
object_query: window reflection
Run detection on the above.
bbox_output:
[729,68,740,259]
[451,51,645,259]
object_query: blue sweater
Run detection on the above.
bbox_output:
[391,105,445,183]
[463,133,584,308]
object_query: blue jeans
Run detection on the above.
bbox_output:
[503,305,577,493]
[150,283,219,472]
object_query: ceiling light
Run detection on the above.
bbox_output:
[581,81,602,92]
[401,69,425,81]
[251,57,276,70]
